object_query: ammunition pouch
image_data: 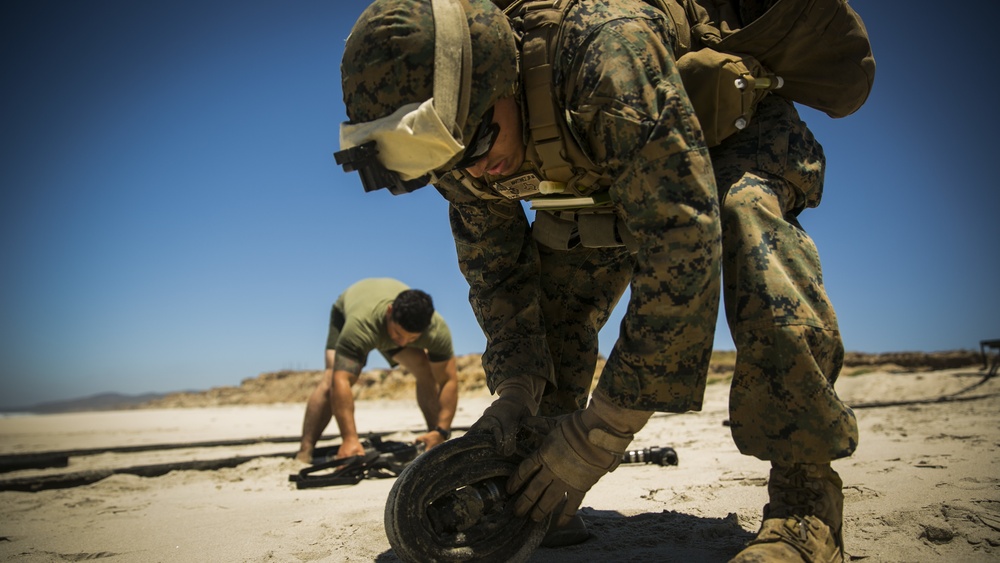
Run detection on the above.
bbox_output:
[532,209,638,253]
[532,211,579,251]
[677,49,772,147]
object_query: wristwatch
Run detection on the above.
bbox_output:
[432,426,451,440]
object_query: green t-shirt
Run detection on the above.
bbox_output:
[327,278,453,368]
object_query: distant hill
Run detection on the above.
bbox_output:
[1,392,175,415]
[4,349,986,415]
[140,349,985,410]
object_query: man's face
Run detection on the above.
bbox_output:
[387,317,422,347]
[461,96,525,179]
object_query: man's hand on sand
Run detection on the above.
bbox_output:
[415,430,446,450]
[336,436,366,459]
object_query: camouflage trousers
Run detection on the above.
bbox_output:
[536,242,633,417]
[535,230,720,418]
[538,96,859,465]
[712,96,859,464]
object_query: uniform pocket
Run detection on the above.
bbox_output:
[753,97,826,215]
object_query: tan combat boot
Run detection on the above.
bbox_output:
[730,463,844,563]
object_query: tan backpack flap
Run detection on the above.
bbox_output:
[713,0,875,118]
[677,48,768,147]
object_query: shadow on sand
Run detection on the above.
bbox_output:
[375,508,755,562]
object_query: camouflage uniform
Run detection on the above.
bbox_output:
[340,0,859,557]
[708,12,859,464]
[709,4,859,559]
[712,94,859,465]
[436,0,722,414]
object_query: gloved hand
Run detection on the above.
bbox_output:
[470,375,544,456]
[506,390,653,528]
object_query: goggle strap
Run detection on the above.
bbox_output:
[430,0,472,144]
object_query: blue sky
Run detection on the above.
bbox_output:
[2,1,997,408]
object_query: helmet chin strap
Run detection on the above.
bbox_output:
[339,0,473,181]
[431,0,472,142]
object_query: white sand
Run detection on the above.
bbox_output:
[1,368,998,562]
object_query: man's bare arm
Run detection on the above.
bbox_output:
[430,356,459,433]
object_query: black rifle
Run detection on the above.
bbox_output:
[289,436,426,489]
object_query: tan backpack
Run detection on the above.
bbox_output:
[678,0,876,146]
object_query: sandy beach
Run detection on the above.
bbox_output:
[1,366,998,562]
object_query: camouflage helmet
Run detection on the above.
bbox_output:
[341,0,518,167]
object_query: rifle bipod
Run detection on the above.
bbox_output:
[288,436,424,489]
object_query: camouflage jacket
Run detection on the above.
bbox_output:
[435,0,721,408]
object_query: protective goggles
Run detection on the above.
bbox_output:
[334,0,474,196]
[333,105,498,195]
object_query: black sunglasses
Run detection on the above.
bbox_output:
[451,106,499,170]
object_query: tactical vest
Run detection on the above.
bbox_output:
[481,0,874,251]
[503,0,691,199]
[505,0,874,160]
[490,0,692,253]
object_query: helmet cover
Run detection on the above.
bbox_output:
[341,0,518,164]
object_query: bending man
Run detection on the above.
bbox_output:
[296,278,458,463]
